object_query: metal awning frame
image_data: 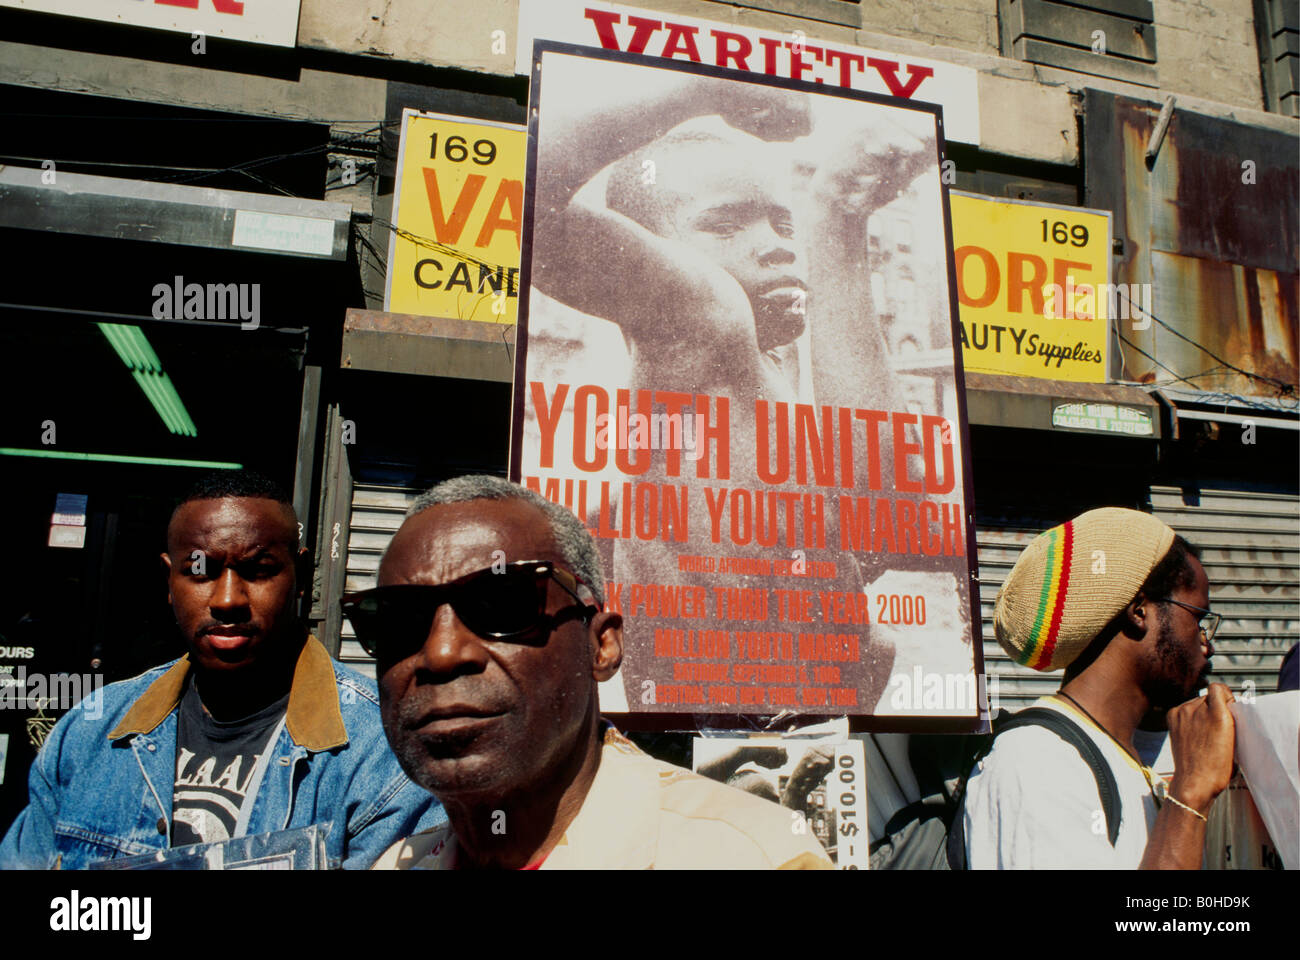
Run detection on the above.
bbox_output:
[0,165,351,260]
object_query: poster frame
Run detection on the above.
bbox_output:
[509,40,986,734]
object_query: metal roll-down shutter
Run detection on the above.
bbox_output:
[338,484,418,678]
[976,488,1300,710]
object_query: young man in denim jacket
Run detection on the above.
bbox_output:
[0,472,443,869]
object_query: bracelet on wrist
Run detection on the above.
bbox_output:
[1155,779,1208,822]
[1164,793,1208,822]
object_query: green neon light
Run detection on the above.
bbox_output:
[0,448,242,469]
[153,377,190,437]
[128,326,163,371]
[130,372,168,430]
[159,373,198,435]
[132,371,181,434]
[99,323,197,437]
[141,371,188,436]
[153,375,191,436]
[107,323,150,371]
[98,324,134,369]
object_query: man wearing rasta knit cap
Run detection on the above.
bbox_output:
[963,507,1236,869]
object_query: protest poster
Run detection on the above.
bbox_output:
[385,109,526,325]
[694,721,868,869]
[511,43,981,726]
[1223,692,1299,870]
[948,192,1113,383]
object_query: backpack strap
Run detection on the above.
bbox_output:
[995,707,1123,846]
[946,706,1123,868]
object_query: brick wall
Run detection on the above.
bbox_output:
[1155,0,1265,107]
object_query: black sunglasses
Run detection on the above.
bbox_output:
[340,560,599,662]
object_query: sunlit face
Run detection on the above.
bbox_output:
[375,499,599,800]
[658,152,808,351]
[162,498,302,676]
[1143,557,1214,709]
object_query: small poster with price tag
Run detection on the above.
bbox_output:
[693,721,868,868]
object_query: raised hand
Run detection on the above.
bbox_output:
[811,118,933,216]
[1166,682,1236,814]
[715,84,813,142]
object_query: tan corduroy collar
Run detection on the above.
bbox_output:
[107,635,347,751]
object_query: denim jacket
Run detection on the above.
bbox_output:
[0,637,445,869]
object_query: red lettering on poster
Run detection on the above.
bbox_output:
[892,413,923,494]
[956,245,999,308]
[710,29,752,69]
[1007,252,1047,315]
[625,15,663,54]
[865,58,934,98]
[786,41,823,82]
[822,49,865,87]
[583,8,623,49]
[157,0,245,12]
[662,23,703,62]
[530,381,568,469]
[473,179,523,249]
[423,170,485,245]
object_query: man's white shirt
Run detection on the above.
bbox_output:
[964,696,1161,869]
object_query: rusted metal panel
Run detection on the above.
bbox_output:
[1084,90,1300,402]
[340,308,516,382]
[1145,108,1297,272]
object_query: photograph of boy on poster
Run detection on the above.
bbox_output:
[517,47,976,719]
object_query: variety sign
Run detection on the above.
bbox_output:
[385,110,525,325]
[515,0,981,145]
[949,192,1113,383]
[0,0,301,47]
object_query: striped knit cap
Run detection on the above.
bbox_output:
[994,507,1176,672]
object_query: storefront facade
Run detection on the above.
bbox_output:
[0,0,1295,821]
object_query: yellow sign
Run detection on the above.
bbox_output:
[949,192,1112,383]
[386,110,526,325]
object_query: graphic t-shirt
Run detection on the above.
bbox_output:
[172,678,289,846]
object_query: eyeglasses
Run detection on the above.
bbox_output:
[340,561,599,663]
[1156,597,1221,643]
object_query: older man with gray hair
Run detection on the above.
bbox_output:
[349,474,830,870]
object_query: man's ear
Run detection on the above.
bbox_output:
[160,551,174,605]
[294,546,311,600]
[1124,592,1153,637]
[590,610,623,682]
